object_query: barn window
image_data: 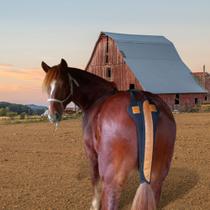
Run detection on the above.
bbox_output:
[105,54,108,64]
[205,96,207,101]
[195,98,198,104]
[106,67,112,78]
[175,94,180,105]
[129,84,135,90]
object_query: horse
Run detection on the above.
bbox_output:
[41,59,176,210]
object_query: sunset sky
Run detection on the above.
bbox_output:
[0,0,209,105]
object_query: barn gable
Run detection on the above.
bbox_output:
[100,32,206,94]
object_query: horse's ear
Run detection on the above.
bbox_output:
[60,58,68,69]
[41,61,50,73]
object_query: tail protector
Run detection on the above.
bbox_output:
[128,91,159,183]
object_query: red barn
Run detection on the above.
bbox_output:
[86,32,207,111]
[193,71,210,101]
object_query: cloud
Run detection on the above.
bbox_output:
[0,64,14,68]
[0,64,46,104]
[0,65,44,81]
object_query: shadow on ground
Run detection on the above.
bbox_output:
[119,167,199,209]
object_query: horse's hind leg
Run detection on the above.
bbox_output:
[84,143,100,210]
[90,158,100,210]
[99,146,134,210]
[100,171,126,210]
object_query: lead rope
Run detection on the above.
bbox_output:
[47,73,79,104]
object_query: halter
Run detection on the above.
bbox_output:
[47,73,79,104]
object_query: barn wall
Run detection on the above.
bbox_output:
[86,35,143,90]
[193,72,210,101]
[159,93,206,111]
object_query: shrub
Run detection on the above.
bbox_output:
[20,112,26,119]
[0,108,7,116]
[7,111,17,120]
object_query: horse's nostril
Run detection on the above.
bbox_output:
[48,112,61,123]
[55,113,61,121]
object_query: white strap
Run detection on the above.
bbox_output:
[48,98,65,103]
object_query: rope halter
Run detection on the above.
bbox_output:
[47,73,79,104]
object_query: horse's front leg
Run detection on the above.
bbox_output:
[84,141,101,210]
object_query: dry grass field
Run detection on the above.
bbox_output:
[0,113,210,210]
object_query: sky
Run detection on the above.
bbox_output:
[0,0,209,105]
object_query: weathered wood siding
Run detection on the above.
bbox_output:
[86,35,142,90]
[160,93,206,111]
[193,72,210,101]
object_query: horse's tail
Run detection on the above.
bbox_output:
[131,182,156,210]
[128,96,158,210]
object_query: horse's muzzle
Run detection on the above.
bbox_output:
[48,112,62,123]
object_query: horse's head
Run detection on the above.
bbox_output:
[42,59,78,123]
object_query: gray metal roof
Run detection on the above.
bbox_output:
[103,32,207,94]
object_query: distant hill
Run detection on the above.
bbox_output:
[0,102,47,115]
[27,104,48,111]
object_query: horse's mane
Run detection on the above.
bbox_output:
[43,66,117,91]
[69,68,117,89]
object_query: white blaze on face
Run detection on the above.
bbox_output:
[48,80,57,122]
[50,80,57,96]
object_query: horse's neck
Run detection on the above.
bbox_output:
[69,68,116,111]
[73,85,112,111]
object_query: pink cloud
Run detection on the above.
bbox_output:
[0,64,14,68]
[0,65,44,80]
[0,64,46,104]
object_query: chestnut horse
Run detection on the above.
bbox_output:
[41,59,176,210]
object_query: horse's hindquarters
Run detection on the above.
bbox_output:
[86,91,176,209]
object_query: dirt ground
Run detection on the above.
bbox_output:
[0,113,210,210]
